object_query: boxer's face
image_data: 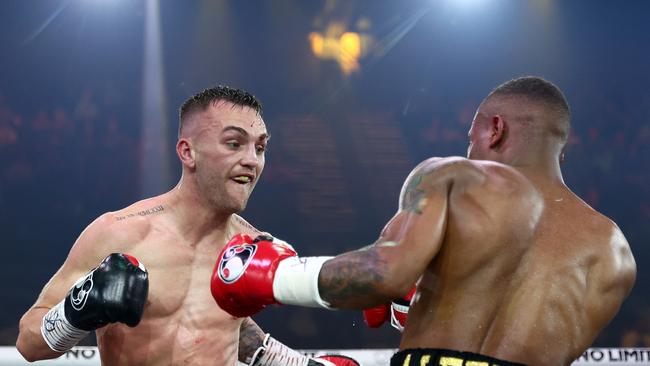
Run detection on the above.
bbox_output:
[192,100,268,212]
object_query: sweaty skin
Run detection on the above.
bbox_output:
[17,101,269,366]
[318,83,636,366]
[319,156,636,366]
[89,208,263,365]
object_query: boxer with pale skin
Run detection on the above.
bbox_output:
[17,86,358,366]
[213,77,636,366]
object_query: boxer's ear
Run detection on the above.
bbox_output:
[177,138,195,169]
[488,115,506,149]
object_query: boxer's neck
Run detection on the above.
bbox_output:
[164,185,234,245]
[513,164,568,196]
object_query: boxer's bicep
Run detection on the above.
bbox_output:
[383,165,455,287]
[360,193,449,301]
[318,162,459,309]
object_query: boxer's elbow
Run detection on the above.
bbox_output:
[16,313,60,362]
[16,334,60,363]
[16,344,40,363]
[379,262,419,299]
[16,327,39,362]
[358,253,411,300]
[380,274,416,299]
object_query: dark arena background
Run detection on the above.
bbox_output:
[0,0,648,365]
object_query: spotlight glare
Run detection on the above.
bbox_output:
[448,0,490,9]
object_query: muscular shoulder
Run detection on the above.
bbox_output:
[570,198,635,262]
[403,156,531,187]
[607,223,636,272]
[588,217,636,288]
[399,157,534,209]
[400,157,466,209]
[68,198,164,268]
[584,218,636,329]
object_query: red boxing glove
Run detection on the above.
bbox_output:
[390,287,416,332]
[315,355,361,366]
[211,234,296,317]
[211,234,332,318]
[362,303,390,328]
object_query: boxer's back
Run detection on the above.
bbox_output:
[400,159,635,366]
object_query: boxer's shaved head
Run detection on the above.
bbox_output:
[179,86,262,138]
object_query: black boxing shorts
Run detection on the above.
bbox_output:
[391,348,526,366]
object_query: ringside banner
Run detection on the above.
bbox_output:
[1,347,648,365]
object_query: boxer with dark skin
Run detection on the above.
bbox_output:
[213,77,636,366]
[318,77,637,365]
[16,86,358,366]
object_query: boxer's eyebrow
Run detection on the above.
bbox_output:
[258,133,271,142]
[223,126,248,136]
[223,126,270,142]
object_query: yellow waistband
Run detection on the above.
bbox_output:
[392,348,525,366]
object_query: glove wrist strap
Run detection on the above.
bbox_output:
[249,334,312,366]
[40,301,89,352]
[273,256,333,309]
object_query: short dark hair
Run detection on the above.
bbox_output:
[487,76,570,141]
[178,85,262,136]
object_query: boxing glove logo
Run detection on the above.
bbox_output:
[69,273,94,311]
[218,244,257,284]
[42,307,62,332]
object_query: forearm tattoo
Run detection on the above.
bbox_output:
[238,318,266,363]
[318,249,390,307]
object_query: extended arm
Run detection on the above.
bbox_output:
[212,158,479,313]
[318,183,449,308]
[318,158,475,309]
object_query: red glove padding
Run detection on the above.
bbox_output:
[314,355,361,366]
[211,234,296,317]
[390,287,416,332]
[362,303,390,328]
[362,287,416,332]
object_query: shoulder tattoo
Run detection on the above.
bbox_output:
[401,173,427,214]
[115,205,164,221]
[235,216,261,234]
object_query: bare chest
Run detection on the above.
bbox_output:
[136,242,217,314]
[96,238,242,365]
